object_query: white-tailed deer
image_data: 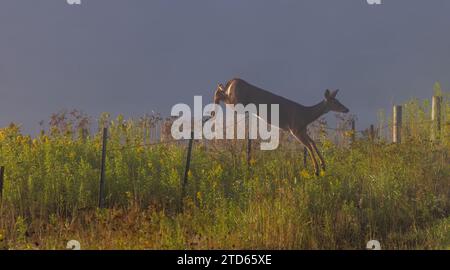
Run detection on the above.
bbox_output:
[213,78,349,176]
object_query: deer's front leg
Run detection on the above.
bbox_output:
[291,130,320,176]
[307,135,326,171]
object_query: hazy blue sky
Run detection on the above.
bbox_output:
[1,0,449,133]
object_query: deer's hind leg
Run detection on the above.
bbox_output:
[290,129,320,177]
[306,134,326,171]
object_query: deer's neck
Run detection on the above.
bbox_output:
[303,100,329,126]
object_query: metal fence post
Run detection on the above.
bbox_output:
[370,124,375,141]
[303,147,308,168]
[180,131,194,210]
[351,119,356,143]
[98,127,108,208]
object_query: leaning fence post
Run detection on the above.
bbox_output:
[393,105,402,143]
[180,131,194,210]
[431,96,442,141]
[98,127,108,208]
[0,166,4,201]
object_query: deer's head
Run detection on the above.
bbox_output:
[214,83,227,104]
[324,89,349,113]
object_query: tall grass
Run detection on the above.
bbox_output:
[0,95,449,250]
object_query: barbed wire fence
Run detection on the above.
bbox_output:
[0,96,447,210]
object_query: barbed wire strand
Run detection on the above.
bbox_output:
[85,116,443,152]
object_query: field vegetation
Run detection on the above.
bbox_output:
[0,91,449,250]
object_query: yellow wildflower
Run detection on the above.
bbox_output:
[300,169,311,179]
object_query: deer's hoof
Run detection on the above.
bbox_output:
[314,170,320,177]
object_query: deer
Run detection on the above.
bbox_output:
[213,78,349,176]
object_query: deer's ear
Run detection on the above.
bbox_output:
[331,89,339,98]
[324,89,331,99]
[217,84,225,91]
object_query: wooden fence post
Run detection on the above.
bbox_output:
[180,131,194,210]
[432,96,442,141]
[98,127,108,208]
[393,105,402,143]
[0,166,4,201]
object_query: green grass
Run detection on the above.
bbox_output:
[0,95,449,250]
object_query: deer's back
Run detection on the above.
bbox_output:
[226,79,295,105]
[225,78,303,129]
